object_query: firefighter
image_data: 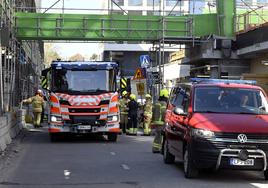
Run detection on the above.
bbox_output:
[119,90,129,133]
[143,94,152,135]
[152,89,169,153]
[22,89,45,128]
[126,94,139,135]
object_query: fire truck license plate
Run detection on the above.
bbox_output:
[77,125,92,130]
[230,158,254,166]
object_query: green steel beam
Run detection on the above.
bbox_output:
[217,0,235,37]
[14,12,219,41]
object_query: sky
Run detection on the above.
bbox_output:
[41,0,105,59]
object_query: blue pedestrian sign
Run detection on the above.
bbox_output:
[140,55,151,68]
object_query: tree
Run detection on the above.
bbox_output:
[44,43,62,67]
[68,53,85,61]
[90,53,99,61]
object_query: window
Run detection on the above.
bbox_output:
[194,87,268,114]
[166,0,183,6]
[257,0,268,4]
[114,0,124,6]
[147,0,160,6]
[128,0,143,6]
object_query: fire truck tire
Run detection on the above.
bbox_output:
[50,133,60,142]
[264,169,268,180]
[107,133,117,142]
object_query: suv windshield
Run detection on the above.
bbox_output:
[194,87,268,115]
[52,69,116,94]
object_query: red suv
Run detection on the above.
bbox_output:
[162,78,268,179]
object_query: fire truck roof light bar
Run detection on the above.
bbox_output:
[190,78,257,85]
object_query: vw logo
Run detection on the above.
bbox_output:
[237,134,247,143]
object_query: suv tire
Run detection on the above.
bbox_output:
[163,139,175,164]
[264,169,268,180]
[184,145,199,178]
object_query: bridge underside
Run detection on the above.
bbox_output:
[15,12,219,42]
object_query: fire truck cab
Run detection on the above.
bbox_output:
[42,61,120,142]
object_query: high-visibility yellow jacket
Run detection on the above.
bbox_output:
[24,95,45,113]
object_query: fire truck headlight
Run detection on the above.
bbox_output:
[108,115,118,122]
[51,116,62,122]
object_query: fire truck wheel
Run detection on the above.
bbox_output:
[264,169,268,180]
[50,133,60,142]
[107,133,117,142]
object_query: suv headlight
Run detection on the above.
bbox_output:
[51,116,62,122]
[108,115,118,122]
[191,128,215,138]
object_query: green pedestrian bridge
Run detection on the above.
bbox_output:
[14,0,236,42]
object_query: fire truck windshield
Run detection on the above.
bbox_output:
[52,69,116,94]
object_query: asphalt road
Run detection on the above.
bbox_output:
[0,128,268,188]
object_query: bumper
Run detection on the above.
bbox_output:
[191,138,268,171]
[48,122,120,134]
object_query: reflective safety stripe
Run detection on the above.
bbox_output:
[111,95,118,102]
[51,107,60,114]
[61,107,68,113]
[50,95,59,103]
[109,106,118,114]
[100,114,108,119]
[153,143,161,149]
[51,102,60,108]
[109,102,117,108]
[62,115,69,119]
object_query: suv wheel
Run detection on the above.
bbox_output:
[163,139,175,164]
[264,169,268,180]
[184,145,198,178]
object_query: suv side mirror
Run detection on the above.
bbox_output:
[173,107,187,116]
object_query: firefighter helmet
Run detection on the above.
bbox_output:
[145,94,151,98]
[130,94,136,100]
[122,90,127,96]
[160,89,169,98]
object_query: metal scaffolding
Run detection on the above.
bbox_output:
[0,0,44,114]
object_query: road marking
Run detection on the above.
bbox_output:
[251,183,268,188]
[64,170,71,179]
[110,152,116,156]
[121,164,130,170]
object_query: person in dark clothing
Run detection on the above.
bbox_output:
[126,94,139,135]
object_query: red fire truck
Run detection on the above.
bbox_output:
[41,61,120,142]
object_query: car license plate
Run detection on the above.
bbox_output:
[77,125,91,130]
[230,158,254,166]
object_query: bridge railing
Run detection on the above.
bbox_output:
[235,3,268,34]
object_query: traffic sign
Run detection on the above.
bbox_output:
[140,55,151,68]
[133,68,146,80]
[150,71,162,84]
[136,82,145,95]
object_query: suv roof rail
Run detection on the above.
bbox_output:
[190,78,257,85]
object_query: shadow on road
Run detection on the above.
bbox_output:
[172,162,266,183]
[22,128,116,144]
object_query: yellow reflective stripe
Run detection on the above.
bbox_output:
[41,78,47,87]
[121,78,127,88]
